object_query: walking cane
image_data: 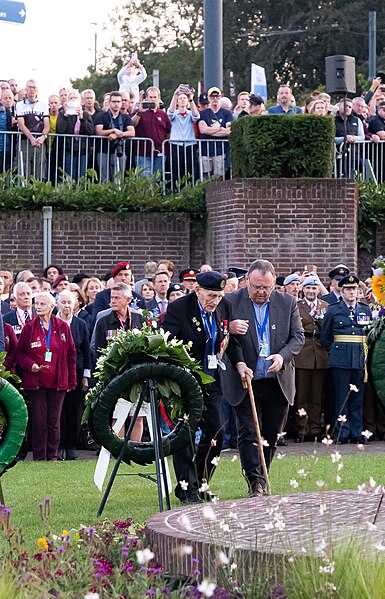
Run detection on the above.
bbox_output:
[242,374,271,495]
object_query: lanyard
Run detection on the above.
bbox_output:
[198,302,216,355]
[39,318,52,351]
[254,303,269,340]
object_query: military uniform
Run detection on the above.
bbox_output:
[321,275,371,442]
[295,297,329,439]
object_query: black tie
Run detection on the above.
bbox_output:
[24,310,30,322]
[349,306,355,320]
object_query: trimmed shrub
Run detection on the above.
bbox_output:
[230,114,335,178]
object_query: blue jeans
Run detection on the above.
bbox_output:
[137,155,162,178]
[65,151,87,181]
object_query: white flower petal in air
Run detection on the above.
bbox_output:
[264,522,274,531]
[357,483,367,495]
[197,580,217,597]
[335,475,342,484]
[349,384,359,392]
[262,439,269,447]
[218,551,230,565]
[331,451,341,463]
[316,480,325,488]
[362,429,373,440]
[202,506,217,521]
[231,454,238,462]
[230,562,238,572]
[179,480,189,491]
[199,482,210,493]
[337,462,344,471]
[210,439,217,447]
[338,414,347,423]
[322,437,333,446]
[211,456,220,467]
[297,469,307,478]
[277,431,287,438]
[136,548,155,564]
[366,521,377,531]
[297,408,307,417]
[180,514,193,531]
[276,452,286,459]
[290,479,299,489]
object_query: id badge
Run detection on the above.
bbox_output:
[259,342,269,358]
[207,354,218,369]
[45,351,52,363]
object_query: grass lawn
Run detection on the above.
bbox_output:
[2,450,385,552]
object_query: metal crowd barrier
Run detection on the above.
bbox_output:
[1,130,384,187]
[0,131,231,189]
[333,140,385,183]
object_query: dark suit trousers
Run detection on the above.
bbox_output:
[173,382,224,497]
[234,378,288,487]
[332,368,364,440]
[60,370,84,450]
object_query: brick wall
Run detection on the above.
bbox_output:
[206,178,358,281]
[0,211,192,279]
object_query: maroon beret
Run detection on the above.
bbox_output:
[111,261,132,279]
[52,274,69,289]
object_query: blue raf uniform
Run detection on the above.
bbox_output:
[321,274,371,443]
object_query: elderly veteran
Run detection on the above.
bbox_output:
[294,276,329,441]
[321,274,371,444]
[14,292,76,460]
[163,270,243,504]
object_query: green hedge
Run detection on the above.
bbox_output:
[0,169,207,218]
[230,115,335,178]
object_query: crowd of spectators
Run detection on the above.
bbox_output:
[0,256,384,463]
[1,68,385,185]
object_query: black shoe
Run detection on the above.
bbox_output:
[248,481,266,497]
[65,449,77,460]
[180,492,202,505]
[336,438,349,445]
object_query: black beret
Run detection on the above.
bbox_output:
[167,283,185,300]
[196,271,227,291]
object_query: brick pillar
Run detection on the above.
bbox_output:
[205,178,358,281]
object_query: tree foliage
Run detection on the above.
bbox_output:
[71,0,385,103]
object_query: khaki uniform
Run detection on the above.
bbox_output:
[294,299,329,438]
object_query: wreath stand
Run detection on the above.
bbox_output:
[97,377,171,516]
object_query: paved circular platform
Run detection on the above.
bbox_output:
[147,489,385,581]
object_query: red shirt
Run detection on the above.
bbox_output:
[134,109,171,155]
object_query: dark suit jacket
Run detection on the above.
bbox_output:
[145,297,168,313]
[93,309,144,363]
[162,292,243,379]
[69,316,91,372]
[0,300,11,316]
[3,308,37,336]
[224,288,304,406]
[320,291,341,305]
[92,288,145,319]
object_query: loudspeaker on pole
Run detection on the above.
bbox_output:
[325,55,356,95]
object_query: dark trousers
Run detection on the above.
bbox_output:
[332,368,364,440]
[60,371,84,450]
[294,368,325,437]
[28,388,66,460]
[173,382,224,498]
[234,378,289,487]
